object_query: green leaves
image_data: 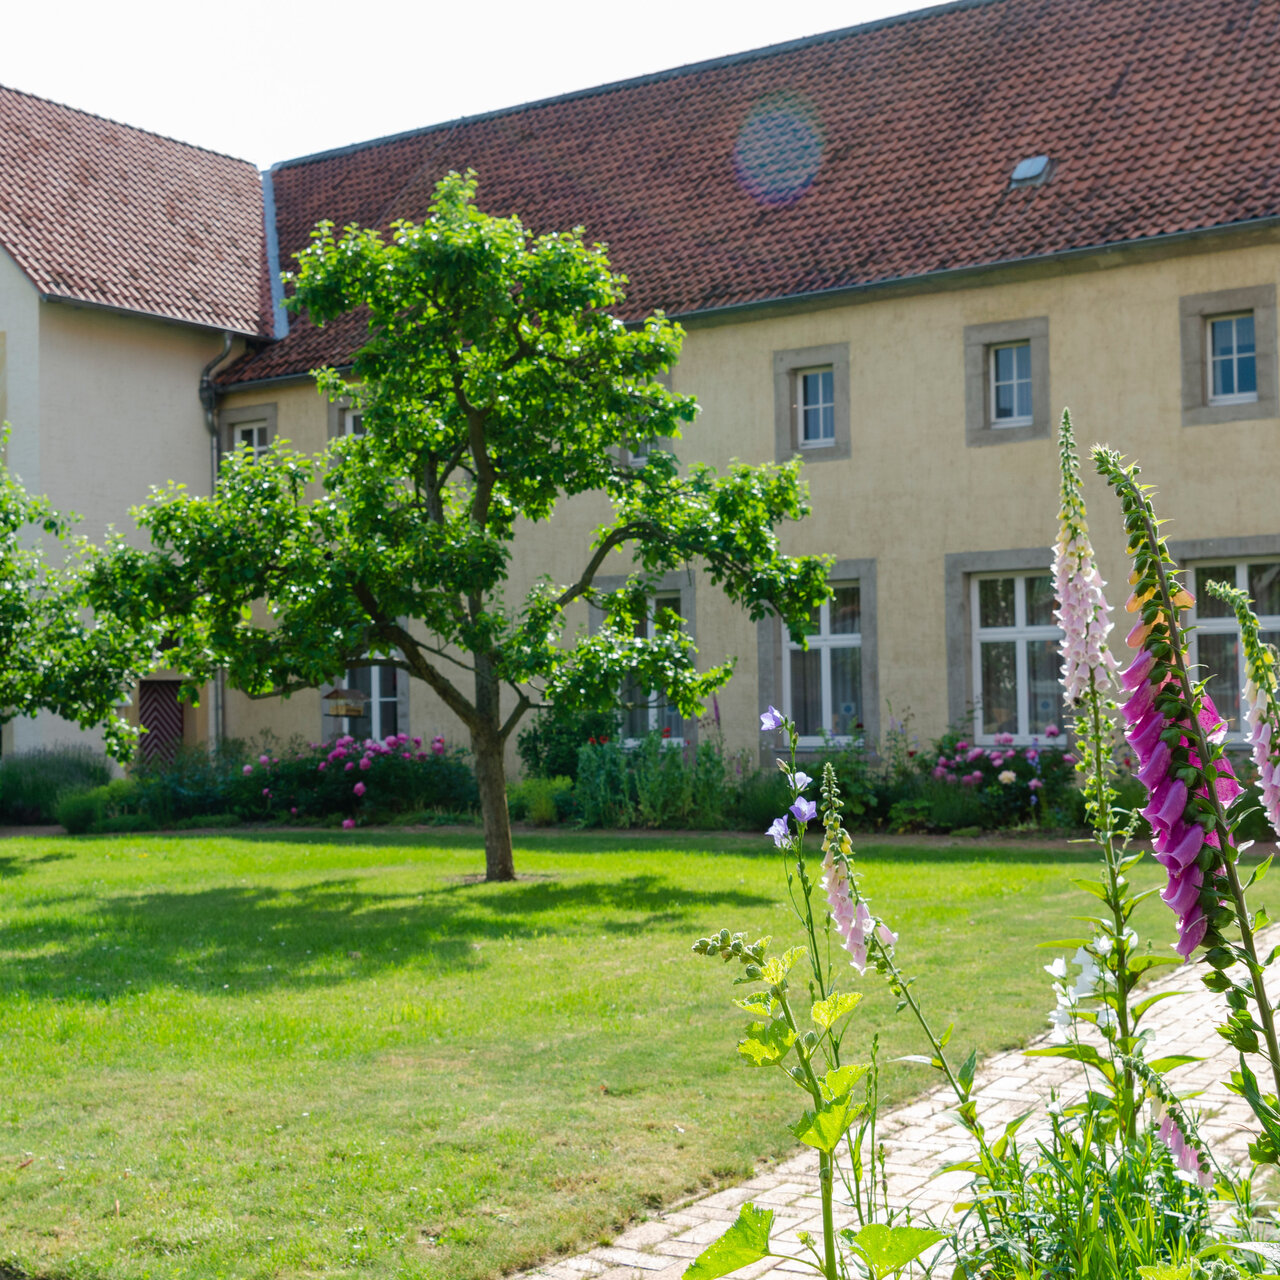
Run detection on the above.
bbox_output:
[1135,1265,1193,1280]
[737,1020,796,1066]
[790,1091,865,1153]
[811,991,861,1030]
[842,1224,948,1277]
[683,1203,773,1280]
[822,1063,870,1099]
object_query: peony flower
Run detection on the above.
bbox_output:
[262,788,271,797]
[259,754,270,765]
[359,756,372,770]
[1028,778,1043,791]
[290,807,298,816]
[760,706,784,732]
[342,818,355,830]
[317,762,327,772]
[766,816,789,848]
[431,736,445,756]
[998,770,1016,784]
[242,764,253,775]
[345,762,355,772]
[353,782,366,797]
[1045,724,1060,738]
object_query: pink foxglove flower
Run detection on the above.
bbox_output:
[1156,1112,1211,1187]
[821,828,895,975]
[1054,413,1119,705]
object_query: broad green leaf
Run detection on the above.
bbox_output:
[812,991,862,1029]
[683,1203,773,1279]
[1249,852,1275,887]
[845,1223,948,1275]
[1038,937,1090,950]
[1025,1043,1116,1083]
[1127,954,1182,976]
[1146,1054,1199,1073]
[1200,1241,1280,1265]
[791,1093,865,1153]
[761,945,806,986]
[737,1020,795,1066]
[1070,877,1111,903]
[734,993,774,1018]
[822,1063,870,1099]
[957,1048,977,1095]
[1136,1264,1192,1279]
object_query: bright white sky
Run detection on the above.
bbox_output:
[3,0,922,169]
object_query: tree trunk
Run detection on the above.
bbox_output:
[472,655,516,881]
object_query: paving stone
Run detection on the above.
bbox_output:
[613,1221,676,1250]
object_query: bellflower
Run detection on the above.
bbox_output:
[766,816,789,848]
[792,770,813,793]
[790,797,817,824]
[760,706,784,732]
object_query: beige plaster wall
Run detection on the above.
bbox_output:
[217,233,1280,771]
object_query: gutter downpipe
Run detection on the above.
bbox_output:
[199,332,234,747]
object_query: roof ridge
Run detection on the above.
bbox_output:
[0,81,258,169]
[268,0,1006,172]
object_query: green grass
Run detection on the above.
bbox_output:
[0,831,1167,1280]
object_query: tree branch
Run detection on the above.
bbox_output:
[554,521,657,610]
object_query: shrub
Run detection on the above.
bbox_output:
[167,813,243,831]
[576,739,634,828]
[54,778,144,834]
[517,705,620,782]
[727,767,790,832]
[509,776,573,826]
[133,740,251,823]
[0,746,113,823]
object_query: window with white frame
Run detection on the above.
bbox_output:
[1207,313,1258,405]
[233,421,271,459]
[623,593,685,743]
[990,342,1033,426]
[971,572,1063,742]
[1190,561,1280,735]
[783,583,862,744]
[345,664,400,742]
[797,367,835,447]
[340,408,367,438]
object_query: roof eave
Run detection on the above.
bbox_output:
[39,290,265,338]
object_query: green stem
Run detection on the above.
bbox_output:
[1130,491,1280,1101]
[1087,675,1136,1135]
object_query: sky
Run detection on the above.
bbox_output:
[2,0,924,169]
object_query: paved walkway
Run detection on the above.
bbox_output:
[516,931,1269,1280]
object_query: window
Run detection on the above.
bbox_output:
[773,343,850,462]
[783,584,862,745]
[990,342,1033,426]
[1208,314,1257,404]
[970,572,1063,742]
[1180,285,1277,427]
[233,421,271,459]
[1189,561,1280,736]
[797,367,835,447]
[623,593,685,743]
[339,408,367,438]
[963,318,1048,446]
[345,664,399,742]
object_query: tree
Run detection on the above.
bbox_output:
[94,174,830,879]
[0,427,161,758]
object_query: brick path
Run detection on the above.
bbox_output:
[516,931,1269,1280]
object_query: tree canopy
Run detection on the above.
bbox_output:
[93,173,831,878]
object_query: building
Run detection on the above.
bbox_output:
[7,0,1280,766]
[0,85,269,758]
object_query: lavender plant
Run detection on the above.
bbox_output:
[1093,445,1280,1168]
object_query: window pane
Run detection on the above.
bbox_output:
[378,666,399,738]
[1195,565,1236,618]
[979,641,1018,737]
[790,649,823,737]
[978,578,1015,628]
[1027,639,1064,736]
[831,585,861,634]
[1026,575,1056,627]
[653,595,682,629]
[1250,563,1280,616]
[1211,319,1234,358]
[803,405,821,440]
[1215,357,1236,398]
[994,346,1015,382]
[821,405,835,439]
[1198,631,1240,732]
[1237,314,1256,353]
[1014,343,1031,380]
[623,676,649,739]
[994,383,1014,418]
[830,646,861,737]
[820,369,834,403]
[1239,354,1257,395]
[656,697,683,741]
[346,665,373,741]
[1015,379,1032,420]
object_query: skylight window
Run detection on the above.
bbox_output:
[1010,154,1052,187]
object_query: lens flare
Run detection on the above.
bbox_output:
[732,92,824,208]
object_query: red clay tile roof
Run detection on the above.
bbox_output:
[222,0,1280,384]
[0,86,267,335]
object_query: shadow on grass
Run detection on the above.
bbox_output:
[2,870,772,1005]
[0,850,73,878]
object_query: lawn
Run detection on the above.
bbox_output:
[0,830,1168,1280]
